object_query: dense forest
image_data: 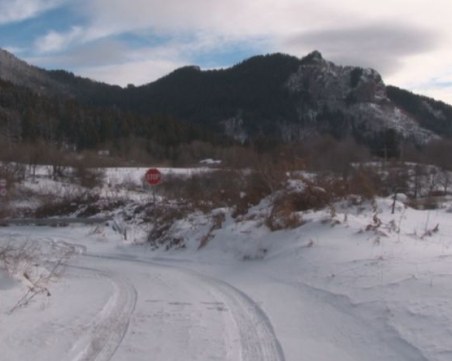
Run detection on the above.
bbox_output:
[120,54,301,131]
[386,86,452,137]
[0,78,217,161]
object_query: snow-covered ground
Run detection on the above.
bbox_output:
[2,167,452,361]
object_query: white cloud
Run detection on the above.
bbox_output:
[28,38,192,85]
[281,22,439,75]
[0,0,64,25]
[34,26,83,53]
[20,0,452,103]
[77,0,343,41]
[78,58,187,87]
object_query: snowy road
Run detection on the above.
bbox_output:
[75,252,285,361]
[62,262,137,361]
[2,244,285,361]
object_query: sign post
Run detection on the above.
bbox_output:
[0,179,7,197]
[144,168,162,203]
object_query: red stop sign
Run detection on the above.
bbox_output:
[145,168,162,185]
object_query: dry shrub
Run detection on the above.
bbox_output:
[0,206,10,220]
[365,213,383,232]
[34,192,101,218]
[159,170,273,215]
[159,152,301,217]
[146,202,192,249]
[198,211,226,249]
[0,162,25,182]
[290,183,332,211]
[233,171,274,217]
[264,170,380,231]
[266,182,331,231]
[0,163,24,212]
[71,161,105,188]
[421,223,439,238]
[146,202,226,250]
[0,239,74,313]
[315,168,381,203]
[407,196,440,210]
[266,201,304,231]
[80,197,125,217]
[346,169,381,199]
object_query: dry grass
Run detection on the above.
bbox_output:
[0,239,75,313]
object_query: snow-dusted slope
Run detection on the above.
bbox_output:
[2,194,452,361]
[286,51,438,144]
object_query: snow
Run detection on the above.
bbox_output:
[2,170,452,360]
[103,166,209,187]
[0,269,16,290]
[199,159,222,166]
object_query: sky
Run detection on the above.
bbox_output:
[1,0,452,104]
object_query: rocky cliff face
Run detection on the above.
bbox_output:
[284,51,436,144]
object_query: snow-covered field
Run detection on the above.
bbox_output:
[2,167,452,361]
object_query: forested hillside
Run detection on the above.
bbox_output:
[0,78,215,159]
[2,48,452,163]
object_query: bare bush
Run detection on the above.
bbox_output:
[158,169,273,215]
[346,168,382,200]
[34,191,102,218]
[266,181,330,231]
[421,223,439,239]
[0,162,25,183]
[198,211,226,249]
[304,136,371,179]
[71,160,105,188]
[0,162,23,217]
[266,202,304,231]
[365,213,383,232]
[146,202,193,249]
[0,239,74,313]
[407,196,441,210]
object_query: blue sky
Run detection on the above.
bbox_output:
[1,0,452,104]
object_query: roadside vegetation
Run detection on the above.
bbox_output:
[1,135,452,250]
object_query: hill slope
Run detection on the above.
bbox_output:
[1,48,452,150]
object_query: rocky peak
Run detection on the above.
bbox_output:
[300,50,326,66]
[285,52,436,144]
[287,52,387,105]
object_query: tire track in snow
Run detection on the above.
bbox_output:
[205,278,286,361]
[63,264,137,361]
[84,253,285,361]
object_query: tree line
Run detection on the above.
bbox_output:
[0,78,217,159]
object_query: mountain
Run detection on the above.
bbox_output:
[1,48,452,153]
[0,49,123,105]
[0,48,59,94]
[116,51,452,148]
[0,52,214,156]
[386,85,452,137]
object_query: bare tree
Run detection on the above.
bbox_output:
[423,140,452,194]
